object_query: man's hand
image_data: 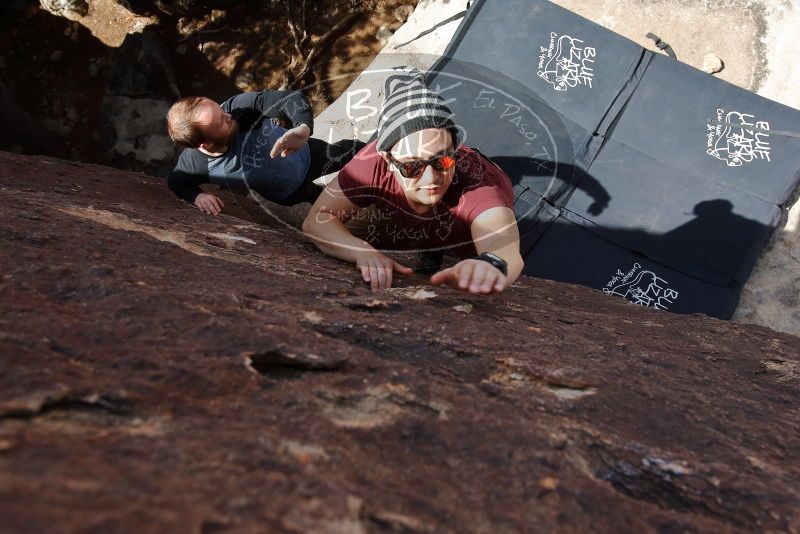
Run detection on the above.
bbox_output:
[270,123,311,158]
[356,251,413,291]
[194,192,224,215]
[430,259,506,294]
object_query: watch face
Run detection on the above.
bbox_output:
[486,253,505,265]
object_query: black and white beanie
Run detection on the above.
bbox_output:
[376,68,461,153]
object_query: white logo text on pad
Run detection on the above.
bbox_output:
[603,263,679,311]
[537,32,596,92]
[706,108,771,167]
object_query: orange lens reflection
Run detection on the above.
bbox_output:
[438,155,456,170]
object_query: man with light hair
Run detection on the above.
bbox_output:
[166,90,361,215]
[303,69,523,294]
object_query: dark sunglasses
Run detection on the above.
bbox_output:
[387,149,459,178]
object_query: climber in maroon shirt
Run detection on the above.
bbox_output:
[303,69,523,294]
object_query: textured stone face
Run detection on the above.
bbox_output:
[1,151,799,532]
[100,29,180,176]
[40,0,89,20]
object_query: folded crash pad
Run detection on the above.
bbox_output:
[427,0,800,318]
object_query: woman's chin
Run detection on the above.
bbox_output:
[420,188,444,202]
[406,186,448,209]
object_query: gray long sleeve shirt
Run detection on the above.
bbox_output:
[167,90,314,203]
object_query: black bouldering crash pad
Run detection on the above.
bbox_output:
[426,0,800,318]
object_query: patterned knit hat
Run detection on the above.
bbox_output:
[376,68,461,153]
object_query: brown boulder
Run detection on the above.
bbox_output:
[0,151,799,532]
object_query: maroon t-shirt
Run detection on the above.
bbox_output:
[336,140,515,257]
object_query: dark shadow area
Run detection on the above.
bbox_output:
[519,197,771,319]
[126,0,243,18]
[0,82,69,158]
[0,1,110,161]
[659,199,768,282]
[492,156,611,216]
[247,362,306,381]
[279,137,367,206]
[156,19,241,102]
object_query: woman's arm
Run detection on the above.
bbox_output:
[302,176,372,263]
[471,206,524,287]
[302,177,412,290]
[431,207,523,294]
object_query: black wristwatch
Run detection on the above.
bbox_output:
[475,252,507,276]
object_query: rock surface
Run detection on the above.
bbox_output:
[137,0,245,17]
[0,82,68,158]
[702,53,725,74]
[40,0,158,47]
[100,28,180,177]
[1,151,800,532]
[39,0,88,21]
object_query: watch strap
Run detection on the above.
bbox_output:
[475,252,507,276]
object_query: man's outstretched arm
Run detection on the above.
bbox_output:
[222,90,313,159]
[167,169,225,216]
[167,169,205,203]
[167,149,225,215]
[302,177,412,291]
[431,207,523,294]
